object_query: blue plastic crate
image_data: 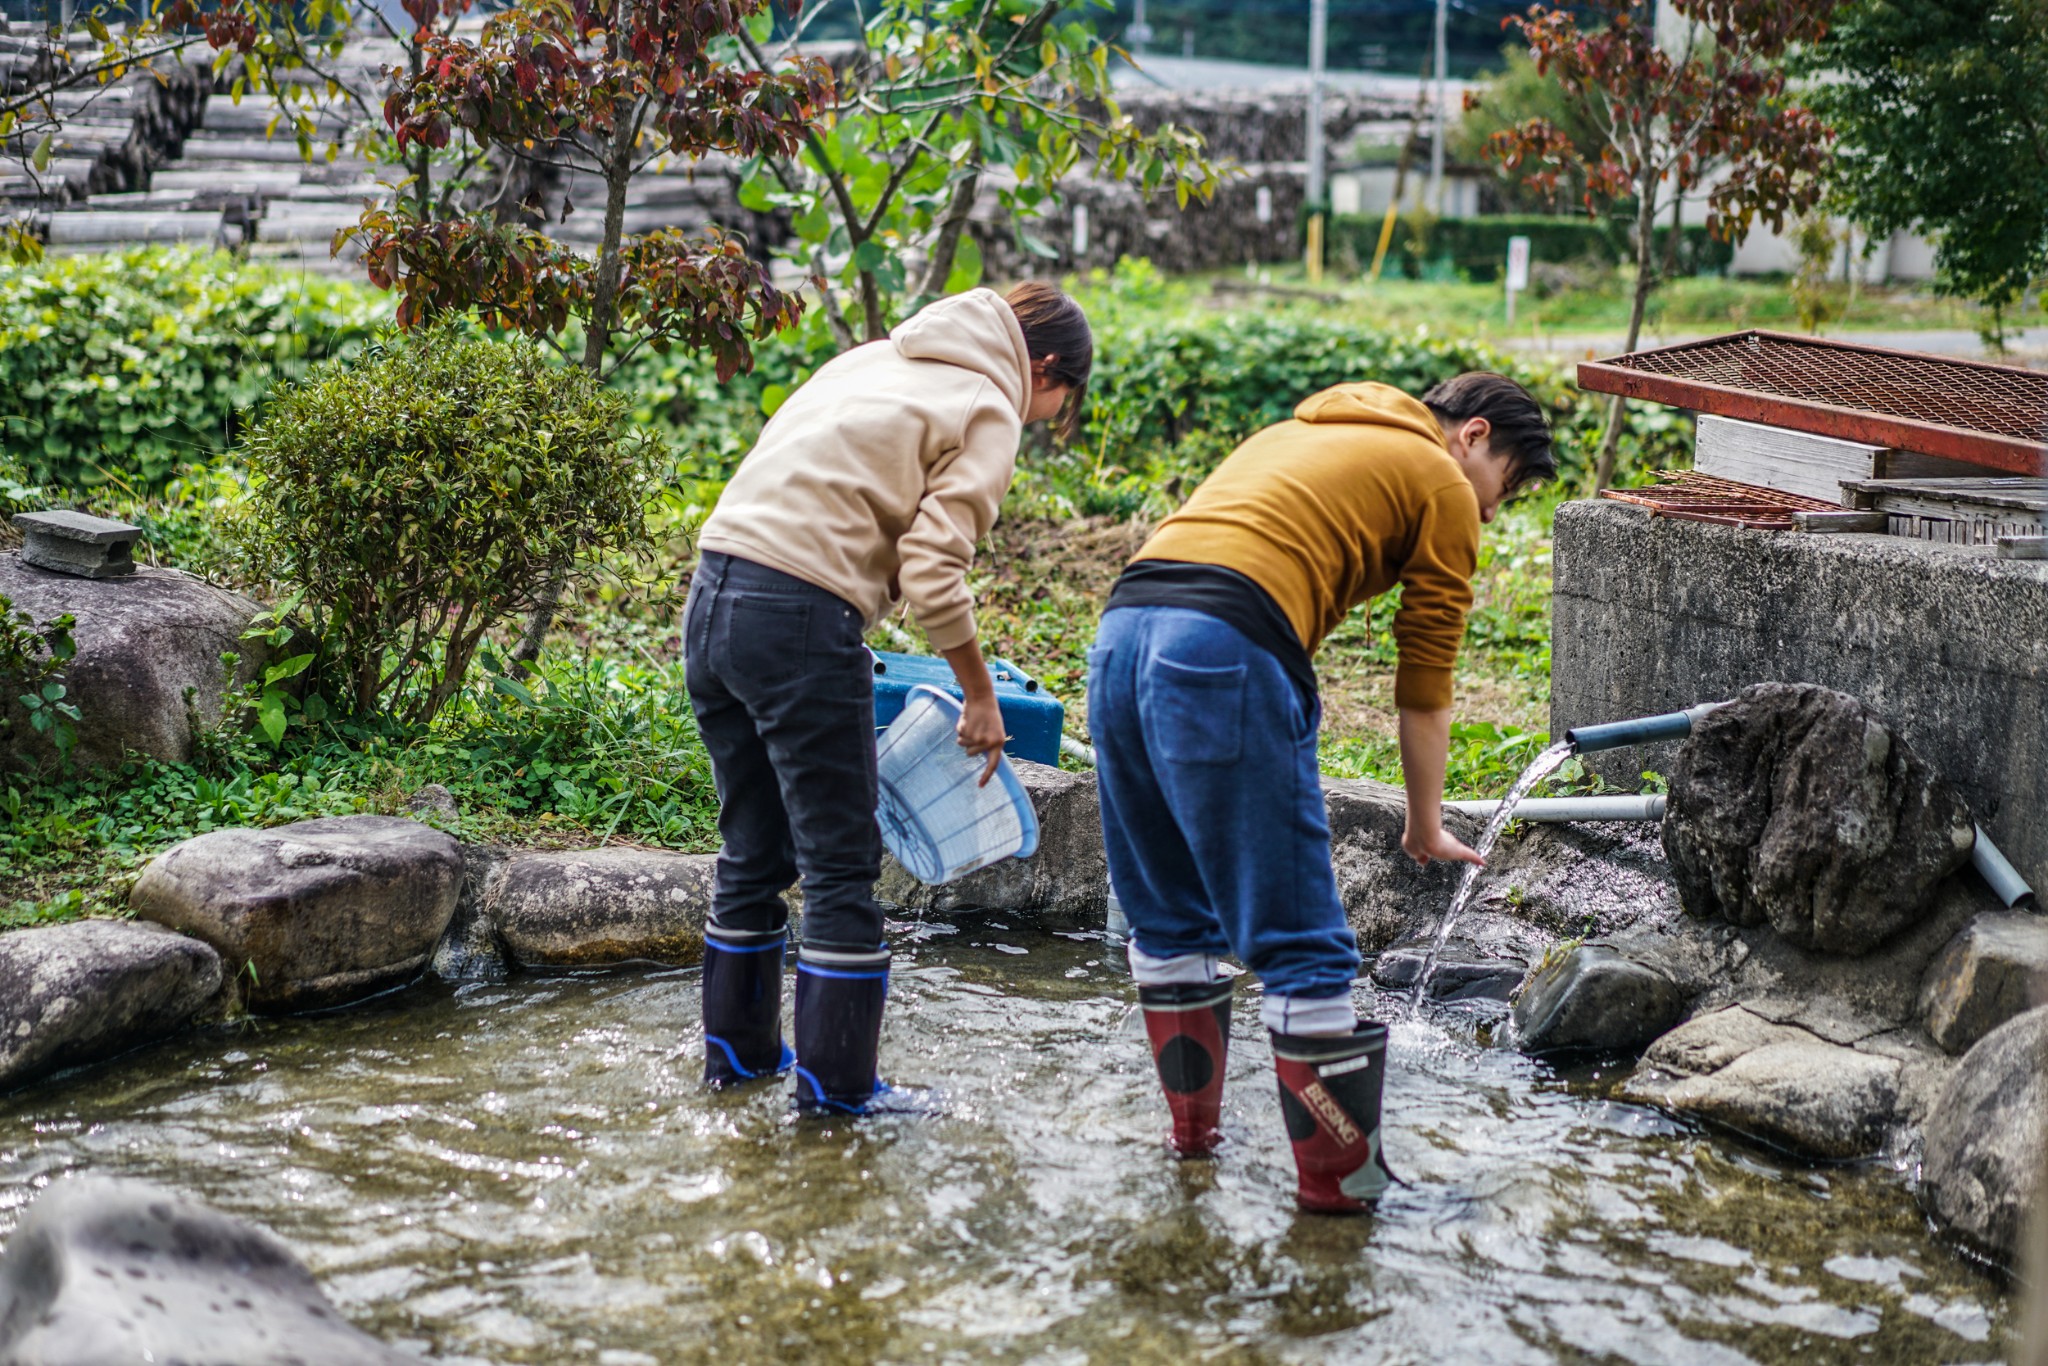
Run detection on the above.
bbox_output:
[869,650,1065,768]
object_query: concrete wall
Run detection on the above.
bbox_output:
[1550,499,2048,888]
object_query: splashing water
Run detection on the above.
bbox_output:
[1407,738,1576,1011]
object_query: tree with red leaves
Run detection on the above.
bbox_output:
[1474,0,1834,489]
[353,0,832,381]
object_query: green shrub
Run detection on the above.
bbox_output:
[0,599,78,762]
[233,327,663,728]
[0,247,387,489]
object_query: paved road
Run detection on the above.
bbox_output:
[1503,327,2048,366]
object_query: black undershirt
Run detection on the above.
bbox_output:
[1105,560,1318,701]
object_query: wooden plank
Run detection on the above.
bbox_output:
[1694,414,1887,506]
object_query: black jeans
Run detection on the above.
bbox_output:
[684,552,884,952]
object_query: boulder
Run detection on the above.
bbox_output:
[1662,682,1975,956]
[1919,910,2048,1055]
[876,759,1108,924]
[0,921,221,1090]
[487,847,713,967]
[1631,1020,1902,1161]
[1921,1004,2048,1268]
[1510,944,1689,1058]
[430,845,509,982]
[0,553,265,770]
[0,1174,412,1364]
[1323,776,1475,954]
[129,816,462,1012]
[1371,949,1526,1003]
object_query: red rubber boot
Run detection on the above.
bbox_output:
[1138,979,1233,1157]
[1271,1023,1398,1213]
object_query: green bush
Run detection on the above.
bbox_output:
[0,248,387,489]
[233,327,663,729]
[1327,214,1735,283]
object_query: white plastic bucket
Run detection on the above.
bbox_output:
[876,685,1040,885]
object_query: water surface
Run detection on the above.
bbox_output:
[0,924,2010,1364]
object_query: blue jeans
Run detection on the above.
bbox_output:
[1087,606,1360,1001]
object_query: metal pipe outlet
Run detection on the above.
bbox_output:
[1443,794,1667,823]
[1565,701,1729,754]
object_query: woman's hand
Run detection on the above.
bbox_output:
[1401,821,1484,870]
[956,693,1007,786]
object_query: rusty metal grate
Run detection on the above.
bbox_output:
[1579,331,2048,477]
[1601,470,1839,530]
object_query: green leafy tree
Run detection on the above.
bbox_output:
[735,0,1218,345]
[1801,0,2048,335]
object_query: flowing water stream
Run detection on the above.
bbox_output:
[0,924,2009,1364]
[1407,740,1577,1010]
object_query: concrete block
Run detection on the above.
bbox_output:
[1550,499,2048,894]
[13,509,141,578]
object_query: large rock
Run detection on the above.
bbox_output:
[1510,944,1688,1058]
[1919,910,2048,1055]
[1921,1005,2048,1269]
[0,1174,412,1364]
[1323,776,1475,954]
[1662,682,1975,956]
[486,847,713,967]
[1625,1008,1902,1160]
[129,816,462,1012]
[0,921,221,1090]
[876,760,1108,924]
[0,554,265,769]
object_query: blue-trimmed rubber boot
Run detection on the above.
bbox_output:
[792,946,893,1115]
[702,924,795,1088]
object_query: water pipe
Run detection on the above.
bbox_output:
[1060,734,1098,767]
[1564,702,1728,755]
[1972,825,2039,909]
[1444,794,1666,823]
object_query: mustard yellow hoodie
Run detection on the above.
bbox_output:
[697,289,1029,650]
[1133,382,1480,711]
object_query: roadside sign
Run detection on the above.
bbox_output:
[1506,235,1531,292]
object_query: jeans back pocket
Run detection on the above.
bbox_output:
[1149,656,1246,765]
[725,597,810,686]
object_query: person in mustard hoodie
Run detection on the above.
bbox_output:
[1087,372,1556,1211]
[686,283,1091,1115]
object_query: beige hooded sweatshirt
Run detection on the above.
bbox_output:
[696,288,1030,651]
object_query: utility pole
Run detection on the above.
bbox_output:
[1305,0,1328,280]
[1128,0,1153,56]
[1427,0,1448,215]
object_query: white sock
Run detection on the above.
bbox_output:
[1261,992,1357,1037]
[1127,941,1224,987]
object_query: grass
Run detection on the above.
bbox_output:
[1,649,724,928]
[1124,267,2048,345]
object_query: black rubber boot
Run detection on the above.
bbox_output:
[792,946,890,1115]
[1271,1022,1399,1214]
[701,924,794,1088]
[1139,979,1233,1157]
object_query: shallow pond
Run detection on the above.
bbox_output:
[0,922,2012,1364]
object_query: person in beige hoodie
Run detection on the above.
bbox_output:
[686,282,1091,1114]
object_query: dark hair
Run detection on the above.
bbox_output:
[1420,371,1557,492]
[1005,280,1093,441]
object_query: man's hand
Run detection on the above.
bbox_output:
[955,693,1007,786]
[1401,821,1484,870]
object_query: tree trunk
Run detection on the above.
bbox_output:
[915,170,982,299]
[580,110,636,374]
[408,40,431,222]
[517,100,634,672]
[856,265,885,341]
[1591,184,1660,492]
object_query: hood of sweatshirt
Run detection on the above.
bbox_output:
[890,288,1032,419]
[1293,382,1448,449]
